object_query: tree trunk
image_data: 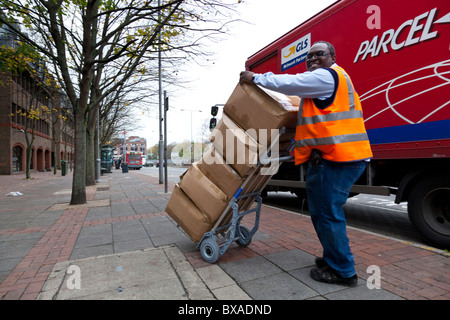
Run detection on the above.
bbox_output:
[53,140,57,175]
[70,111,87,205]
[85,123,96,186]
[26,144,32,179]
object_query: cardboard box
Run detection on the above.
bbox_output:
[262,87,301,112]
[216,166,272,229]
[196,148,245,201]
[165,185,211,242]
[179,163,228,223]
[165,84,298,244]
[209,114,261,177]
[224,83,299,144]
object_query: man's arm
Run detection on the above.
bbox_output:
[240,69,336,99]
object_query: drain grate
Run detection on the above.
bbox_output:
[97,187,109,191]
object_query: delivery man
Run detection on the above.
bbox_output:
[240,41,373,287]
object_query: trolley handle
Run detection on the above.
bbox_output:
[258,155,294,165]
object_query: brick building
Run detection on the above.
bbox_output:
[115,136,147,157]
[0,21,74,175]
[0,71,75,175]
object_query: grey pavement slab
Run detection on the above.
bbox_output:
[86,206,112,220]
[38,245,214,300]
[219,256,283,284]
[218,248,405,300]
[240,272,318,300]
[264,249,316,271]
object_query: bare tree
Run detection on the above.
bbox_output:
[0,0,241,204]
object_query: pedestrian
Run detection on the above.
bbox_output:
[239,41,373,287]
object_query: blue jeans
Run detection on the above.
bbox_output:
[306,158,367,278]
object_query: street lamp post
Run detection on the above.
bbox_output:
[164,91,168,193]
[180,109,202,164]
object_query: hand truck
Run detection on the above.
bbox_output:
[197,130,294,263]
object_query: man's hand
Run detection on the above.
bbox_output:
[239,71,255,85]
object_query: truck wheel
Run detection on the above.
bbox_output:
[408,176,450,249]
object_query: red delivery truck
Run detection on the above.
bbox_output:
[244,0,450,248]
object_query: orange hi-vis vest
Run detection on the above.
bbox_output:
[294,65,373,165]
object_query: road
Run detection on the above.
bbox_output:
[139,165,432,249]
[139,165,187,183]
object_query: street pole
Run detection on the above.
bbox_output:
[180,109,202,164]
[96,107,101,183]
[164,91,168,193]
[190,111,193,163]
[158,0,163,184]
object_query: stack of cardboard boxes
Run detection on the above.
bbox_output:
[165,83,299,242]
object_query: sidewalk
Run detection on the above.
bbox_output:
[0,168,449,300]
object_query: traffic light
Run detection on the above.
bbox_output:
[164,96,169,111]
[209,118,217,130]
[210,105,222,131]
[211,106,218,117]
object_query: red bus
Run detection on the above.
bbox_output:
[125,151,142,170]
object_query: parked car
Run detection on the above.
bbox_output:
[155,161,165,167]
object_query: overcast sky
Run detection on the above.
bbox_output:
[130,0,337,147]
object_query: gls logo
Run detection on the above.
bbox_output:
[283,39,309,58]
[281,33,311,71]
[354,7,450,63]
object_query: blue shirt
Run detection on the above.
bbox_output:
[253,64,337,100]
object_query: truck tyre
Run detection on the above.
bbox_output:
[408,176,450,249]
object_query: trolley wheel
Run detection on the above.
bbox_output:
[236,226,252,247]
[200,237,220,263]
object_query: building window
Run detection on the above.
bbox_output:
[12,145,23,172]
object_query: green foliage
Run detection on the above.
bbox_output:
[0,41,40,75]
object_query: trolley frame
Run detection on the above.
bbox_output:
[196,127,294,263]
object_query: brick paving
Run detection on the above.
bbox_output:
[187,205,450,300]
[0,169,449,300]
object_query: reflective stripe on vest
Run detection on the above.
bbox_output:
[294,132,369,148]
[294,66,372,163]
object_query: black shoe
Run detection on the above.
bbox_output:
[310,266,358,287]
[315,257,329,268]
